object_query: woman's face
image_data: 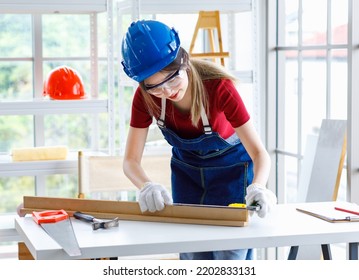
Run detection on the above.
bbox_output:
[143,67,189,102]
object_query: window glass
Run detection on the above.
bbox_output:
[0,14,32,57]
[0,116,34,154]
[0,174,78,214]
[0,62,33,100]
[237,83,254,116]
[280,154,298,203]
[118,85,135,151]
[45,174,77,198]
[98,12,109,58]
[42,14,90,57]
[281,50,298,153]
[233,11,253,71]
[0,177,35,214]
[44,113,109,152]
[155,14,199,51]
[302,0,327,46]
[283,0,299,46]
[98,61,109,99]
[302,50,327,142]
[330,50,347,119]
[331,0,348,44]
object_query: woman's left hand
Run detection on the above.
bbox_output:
[245,183,277,218]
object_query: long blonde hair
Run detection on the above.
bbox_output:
[139,48,237,127]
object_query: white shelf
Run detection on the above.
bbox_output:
[0,158,77,177]
[0,0,107,13]
[0,99,109,115]
[117,0,252,14]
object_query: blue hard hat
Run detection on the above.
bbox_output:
[121,20,181,82]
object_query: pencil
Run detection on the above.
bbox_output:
[334,207,359,216]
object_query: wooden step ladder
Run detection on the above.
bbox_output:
[189,11,229,66]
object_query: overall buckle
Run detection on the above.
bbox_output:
[203,125,212,135]
[157,119,165,128]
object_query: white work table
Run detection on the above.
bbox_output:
[15,202,359,260]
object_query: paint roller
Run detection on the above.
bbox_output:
[11,146,68,161]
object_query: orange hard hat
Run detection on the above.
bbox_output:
[43,66,86,100]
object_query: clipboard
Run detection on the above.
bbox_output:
[296,202,359,223]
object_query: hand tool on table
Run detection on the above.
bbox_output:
[174,203,260,211]
[32,209,81,257]
[228,203,261,211]
[73,211,119,230]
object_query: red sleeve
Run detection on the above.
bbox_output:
[130,87,153,128]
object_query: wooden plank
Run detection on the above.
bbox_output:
[21,196,248,227]
[18,242,34,260]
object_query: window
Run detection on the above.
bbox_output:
[268,0,353,203]
[0,3,112,215]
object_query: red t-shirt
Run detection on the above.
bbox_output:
[130,79,250,139]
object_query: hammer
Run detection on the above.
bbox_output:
[73,211,119,230]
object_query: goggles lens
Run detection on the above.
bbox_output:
[144,69,185,94]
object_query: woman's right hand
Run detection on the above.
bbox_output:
[138,182,173,212]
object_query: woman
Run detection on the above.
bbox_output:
[121,20,276,260]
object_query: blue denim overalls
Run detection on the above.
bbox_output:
[157,98,254,260]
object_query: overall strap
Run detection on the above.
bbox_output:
[157,97,213,134]
[200,103,212,135]
[156,97,167,128]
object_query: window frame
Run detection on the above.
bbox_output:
[267,0,359,206]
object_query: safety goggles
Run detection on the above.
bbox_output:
[144,68,185,95]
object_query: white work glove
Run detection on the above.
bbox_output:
[138,182,173,213]
[245,183,277,218]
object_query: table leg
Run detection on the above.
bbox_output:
[288,245,331,260]
[349,242,358,260]
[287,246,299,260]
[321,244,332,260]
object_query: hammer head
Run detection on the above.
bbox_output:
[92,217,119,230]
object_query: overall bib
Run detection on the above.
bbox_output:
[157,98,254,260]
